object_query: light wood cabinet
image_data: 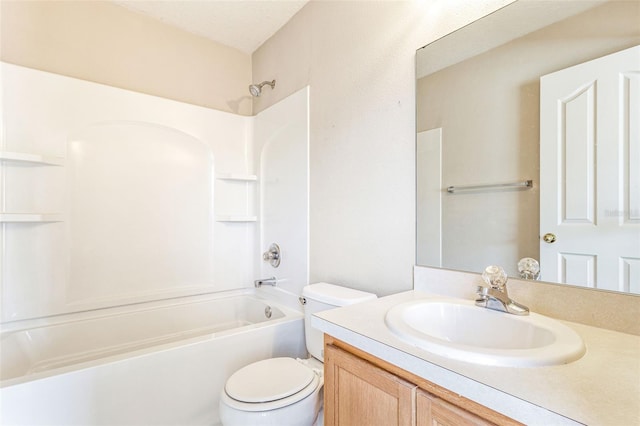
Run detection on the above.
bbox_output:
[324,336,522,426]
[324,343,416,426]
[417,390,495,426]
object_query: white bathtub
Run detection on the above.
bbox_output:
[0,290,306,425]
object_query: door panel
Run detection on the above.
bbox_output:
[540,45,640,292]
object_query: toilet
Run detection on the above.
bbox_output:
[219,282,377,426]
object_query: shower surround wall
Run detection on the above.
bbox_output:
[254,88,310,293]
[0,62,309,323]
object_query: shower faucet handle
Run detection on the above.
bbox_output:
[262,243,281,268]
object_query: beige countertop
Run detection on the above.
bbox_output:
[312,290,640,426]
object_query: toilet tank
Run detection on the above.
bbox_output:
[302,282,376,361]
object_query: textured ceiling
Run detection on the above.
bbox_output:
[113,0,309,54]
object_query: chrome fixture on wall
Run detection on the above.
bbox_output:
[254,277,277,287]
[446,179,533,193]
[249,80,276,97]
[263,243,281,268]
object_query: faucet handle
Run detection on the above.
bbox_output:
[518,257,540,280]
[262,243,281,268]
[482,265,508,291]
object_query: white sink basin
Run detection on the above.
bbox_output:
[385,298,585,367]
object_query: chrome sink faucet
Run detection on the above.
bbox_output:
[475,265,529,315]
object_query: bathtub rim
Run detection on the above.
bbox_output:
[1,287,302,333]
[1,289,305,388]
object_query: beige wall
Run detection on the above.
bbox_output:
[416,1,640,277]
[1,0,252,115]
[252,0,512,296]
[1,0,514,297]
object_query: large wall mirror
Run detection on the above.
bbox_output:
[416,0,640,294]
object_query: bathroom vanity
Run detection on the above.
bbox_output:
[313,290,640,426]
[324,336,519,425]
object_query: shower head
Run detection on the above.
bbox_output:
[249,80,276,97]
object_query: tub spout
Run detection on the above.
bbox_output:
[254,277,277,287]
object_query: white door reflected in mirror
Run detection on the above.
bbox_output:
[540,45,640,293]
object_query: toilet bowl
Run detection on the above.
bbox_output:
[219,283,376,426]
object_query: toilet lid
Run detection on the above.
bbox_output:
[225,357,316,403]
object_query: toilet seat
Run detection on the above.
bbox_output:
[223,357,322,412]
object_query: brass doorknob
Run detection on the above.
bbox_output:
[542,233,557,243]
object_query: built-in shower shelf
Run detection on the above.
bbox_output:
[0,213,64,223]
[216,173,257,181]
[215,215,257,223]
[0,151,65,166]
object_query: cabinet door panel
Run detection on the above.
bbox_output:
[417,390,495,426]
[325,344,416,426]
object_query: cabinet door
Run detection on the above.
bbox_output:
[324,344,417,426]
[417,390,496,426]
